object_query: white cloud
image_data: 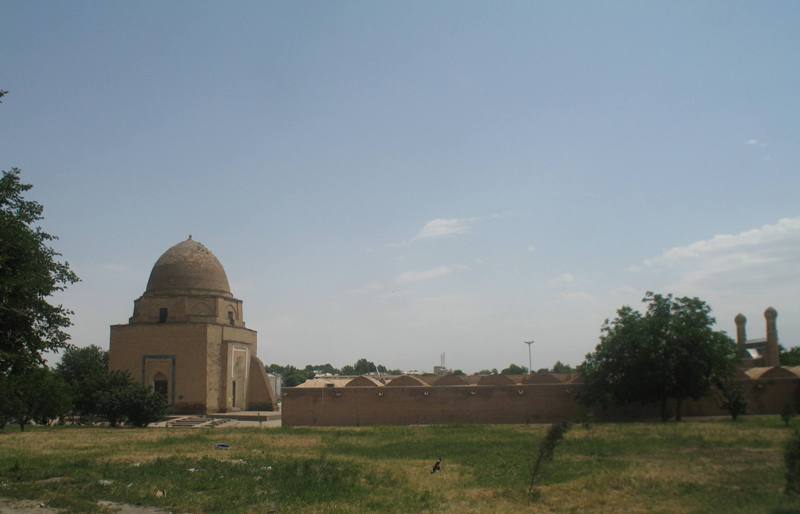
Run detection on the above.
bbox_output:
[619,216,800,347]
[548,272,575,286]
[629,217,799,312]
[396,266,454,283]
[414,217,477,240]
[639,217,800,270]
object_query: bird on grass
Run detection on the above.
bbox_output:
[431,457,442,474]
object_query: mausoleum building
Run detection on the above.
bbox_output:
[109,237,275,413]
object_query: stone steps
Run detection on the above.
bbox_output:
[166,416,230,428]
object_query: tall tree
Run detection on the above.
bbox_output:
[55,345,110,417]
[579,292,737,421]
[0,169,79,374]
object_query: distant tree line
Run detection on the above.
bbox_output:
[268,358,577,387]
[267,358,405,387]
[475,361,576,376]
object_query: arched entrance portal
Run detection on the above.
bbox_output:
[153,372,168,402]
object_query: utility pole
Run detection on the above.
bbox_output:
[524,340,534,375]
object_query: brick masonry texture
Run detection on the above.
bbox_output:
[282,377,800,426]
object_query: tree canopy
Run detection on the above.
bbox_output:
[550,361,575,374]
[780,345,800,367]
[501,364,529,375]
[1,366,72,431]
[52,345,166,427]
[0,169,79,374]
[55,345,112,417]
[579,292,737,420]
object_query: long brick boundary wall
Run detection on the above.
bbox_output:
[282,378,800,427]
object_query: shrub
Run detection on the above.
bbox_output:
[122,383,168,427]
[95,371,166,427]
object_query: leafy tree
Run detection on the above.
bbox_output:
[353,358,377,375]
[266,363,285,376]
[55,345,109,418]
[780,345,800,367]
[340,365,356,375]
[265,364,312,386]
[452,369,465,376]
[276,365,314,387]
[501,364,528,375]
[551,361,574,374]
[579,292,737,421]
[94,371,135,427]
[2,367,72,431]
[0,169,79,375]
[51,346,166,426]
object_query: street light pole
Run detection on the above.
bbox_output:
[524,340,534,375]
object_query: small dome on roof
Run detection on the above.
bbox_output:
[765,306,778,319]
[145,238,232,296]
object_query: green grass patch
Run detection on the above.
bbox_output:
[2,419,800,512]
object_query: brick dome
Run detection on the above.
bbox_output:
[145,238,232,296]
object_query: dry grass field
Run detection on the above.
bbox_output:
[2,418,800,513]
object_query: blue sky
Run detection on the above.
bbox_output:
[2,1,799,372]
